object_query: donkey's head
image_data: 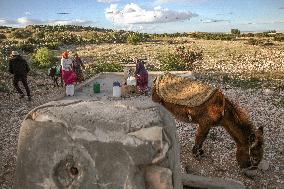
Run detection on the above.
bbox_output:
[237,126,264,169]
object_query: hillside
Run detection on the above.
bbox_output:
[0,25,284,189]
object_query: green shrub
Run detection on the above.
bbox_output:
[33,31,45,39]
[190,32,235,41]
[17,43,36,53]
[84,61,123,78]
[247,38,260,45]
[26,37,39,44]
[0,33,6,40]
[274,34,284,42]
[32,47,58,68]
[159,52,190,71]
[127,33,143,45]
[95,61,123,72]
[11,29,32,39]
[158,46,203,71]
[247,38,274,46]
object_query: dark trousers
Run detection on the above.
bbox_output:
[13,75,31,97]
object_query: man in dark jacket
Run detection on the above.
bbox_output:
[8,51,31,101]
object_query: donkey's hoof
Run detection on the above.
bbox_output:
[192,147,204,158]
[242,169,257,179]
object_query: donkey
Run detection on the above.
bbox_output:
[152,74,264,169]
[48,66,63,87]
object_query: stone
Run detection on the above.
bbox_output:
[182,174,246,189]
[144,166,173,189]
[242,169,257,179]
[15,99,182,189]
[263,88,274,95]
[258,160,270,171]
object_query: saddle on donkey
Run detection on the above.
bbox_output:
[154,73,218,107]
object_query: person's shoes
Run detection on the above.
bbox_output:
[28,96,32,101]
[20,94,25,99]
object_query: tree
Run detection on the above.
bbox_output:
[0,33,7,40]
[231,29,240,35]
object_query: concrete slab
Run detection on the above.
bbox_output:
[62,71,192,100]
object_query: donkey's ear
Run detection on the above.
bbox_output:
[258,126,264,135]
[249,133,256,144]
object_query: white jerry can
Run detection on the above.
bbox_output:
[113,86,121,97]
[113,81,121,97]
[66,84,75,96]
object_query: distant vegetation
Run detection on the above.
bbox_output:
[0,25,283,57]
[231,28,240,35]
[189,32,235,41]
[0,25,283,76]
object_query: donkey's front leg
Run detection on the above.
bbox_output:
[192,124,211,158]
[54,77,59,87]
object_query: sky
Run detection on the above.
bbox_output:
[0,0,284,33]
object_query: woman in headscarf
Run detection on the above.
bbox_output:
[134,58,148,93]
[72,53,85,82]
[61,51,76,85]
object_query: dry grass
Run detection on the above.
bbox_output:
[0,38,283,189]
[76,38,284,82]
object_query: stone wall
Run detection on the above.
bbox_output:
[15,98,182,189]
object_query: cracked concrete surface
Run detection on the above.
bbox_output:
[15,73,182,188]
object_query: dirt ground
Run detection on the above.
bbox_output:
[0,72,283,189]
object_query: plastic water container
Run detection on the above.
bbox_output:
[93,82,100,93]
[113,81,121,97]
[66,84,74,96]
[127,76,136,86]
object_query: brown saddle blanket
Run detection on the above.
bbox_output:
[154,73,218,107]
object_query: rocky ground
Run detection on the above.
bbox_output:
[0,70,64,189]
[0,70,283,189]
[179,77,284,189]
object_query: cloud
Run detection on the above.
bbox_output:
[155,0,177,2]
[97,0,120,3]
[17,17,44,25]
[25,11,31,15]
[245,20,284,25]
[0,17,95,27]
[48,19,94,26]
[279,7,284,9]
[105,3,197,24]
[216,12,233,16]
[0,18,18,25]
[155,0,208,4]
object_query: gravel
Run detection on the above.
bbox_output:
[178,85,284,189]
[0,71,283,189]
[0,71,64,189]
